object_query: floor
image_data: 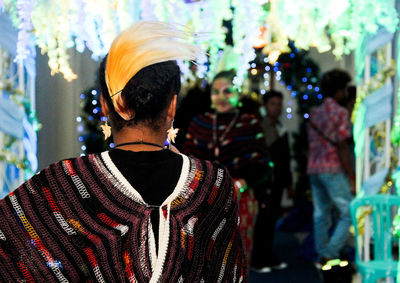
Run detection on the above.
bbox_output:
[249,231,323,283]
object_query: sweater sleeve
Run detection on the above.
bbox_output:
[205,167,248,282]
[0,172,51,282]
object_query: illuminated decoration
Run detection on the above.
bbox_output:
[391,43,400,147]
[260,0,290,64]
[231,0,266,86]
[1,0,397,86]
[352,61,396,157]
[78,87,113,155]
[0,12,39,197]
[253,26,267,49]
[271,0,398,58]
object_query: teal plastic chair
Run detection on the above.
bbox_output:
[350,194,400,283]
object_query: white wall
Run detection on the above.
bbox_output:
[36,49,99,170]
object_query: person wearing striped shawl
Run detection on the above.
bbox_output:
[0,21,247,282]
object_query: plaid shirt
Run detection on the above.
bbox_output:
[307,98,351,174]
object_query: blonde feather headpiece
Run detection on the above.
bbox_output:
[105,21,203,120]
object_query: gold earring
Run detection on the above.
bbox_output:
[167,121,179,144]
[100,120,112,140]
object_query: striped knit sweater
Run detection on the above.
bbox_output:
[0,152,246,282]
[182,112,271,197]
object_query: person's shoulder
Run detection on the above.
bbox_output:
[183,154,229,175]
[189,112,213,125]
[240,112,259,122]
[34,154,98,179]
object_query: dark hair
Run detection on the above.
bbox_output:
[263,90,283,103]
[347,85,356,101]
[99,57,181,131]
[321,69,351,98]
[212,70,236,86]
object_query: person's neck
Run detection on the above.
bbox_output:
[267,115,278,126]
[216,108,239,115]
[113,126,166,151]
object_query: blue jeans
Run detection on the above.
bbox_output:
[310,173,352,259]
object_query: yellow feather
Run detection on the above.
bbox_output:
[105,21,203,120]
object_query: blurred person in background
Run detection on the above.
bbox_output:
[251,90,292,272]
[182,70,272,272]
[307,69,353,270]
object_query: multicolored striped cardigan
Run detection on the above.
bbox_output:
[0,152,246,282]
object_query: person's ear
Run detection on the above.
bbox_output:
[100,94,110,117]
[167,95,177,119]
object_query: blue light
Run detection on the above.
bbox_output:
[291,91,297,98]
[307,68,312,73]
[287,85,292,90]
[81,145,87,151]
[110,143,115,148]
[260,89,266,94]
[302,77,307,82]
[264,57,269,63]
[274,62,279,67]
[78,136,84,142]
[287,114,292,119]
[80,93,86,99]
[251,63,256,68]
[88,115,94,121]
[265,66,271,71]
[304,113,310,119]
[101,116,107,122]
[93,108,98,114]
[290,53,295,58]
[307,85,313,90]
[317,94,323,99]
[315,87,320,91]
[77,125,84,132]
[303,95,308,100]
[273,67,279,72]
